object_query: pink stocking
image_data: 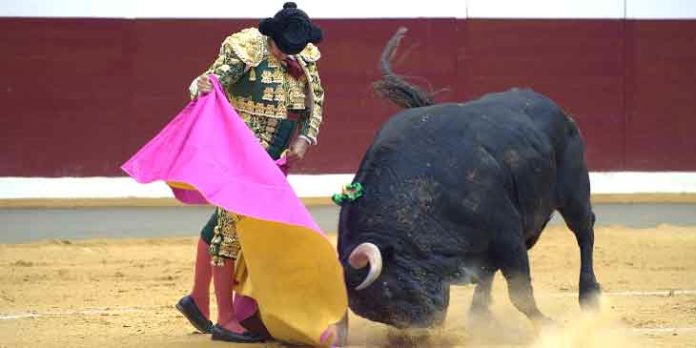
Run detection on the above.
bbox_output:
[212,259,247,333]
[190,238,211,319]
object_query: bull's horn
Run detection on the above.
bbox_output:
[348,243,383,291]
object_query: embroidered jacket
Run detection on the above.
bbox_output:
[190,27,324,159]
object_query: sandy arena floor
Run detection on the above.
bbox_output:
[1,224,695,347]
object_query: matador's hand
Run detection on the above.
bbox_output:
[196,75,213,95]
[286,137,311,163]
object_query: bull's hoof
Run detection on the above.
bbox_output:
[468,311,501,336]
[531,314,557,333]
[579,281,601,310]
[467,309,529,343]
[467,307,497,329]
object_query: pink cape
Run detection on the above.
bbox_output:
[121,75,346,345]
[121,76,318,232]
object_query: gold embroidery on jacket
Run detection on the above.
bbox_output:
[274,85,285,102]
[227,28,265,67]
[231,96,287,119]
[264,104,276,117]
[261,70,273,84]
[267,53,281,68]
[262,87,274,101]
[253,102,265,115]
[284,76,307,110]
[209,208,242,265]
[272,69,284,83]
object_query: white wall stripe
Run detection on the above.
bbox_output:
[1,0,695,19]
[626,0,696,20]
[0,0,135,18]
[467,0,625,19]
[0,175,354,199]
[588,172,696,195]
[0,172,695,200]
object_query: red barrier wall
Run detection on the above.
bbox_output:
[1,18,695,176]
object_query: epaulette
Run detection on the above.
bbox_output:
[298,43,321,63]
[225,27,266,67]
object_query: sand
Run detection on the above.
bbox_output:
[1,225,695,347]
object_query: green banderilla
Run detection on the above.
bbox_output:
[331,183,364,206]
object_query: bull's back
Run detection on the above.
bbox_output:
[365,89,567,234]
[373,88,566,170]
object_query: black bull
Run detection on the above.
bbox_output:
[337,28,601,329]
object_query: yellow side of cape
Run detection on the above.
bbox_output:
[167,181,196,190]
[234,218,347,346]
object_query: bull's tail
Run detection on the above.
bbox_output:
[372,27,436,109]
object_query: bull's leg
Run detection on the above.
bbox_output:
[497,237,551,326]
[556,128,601,309]
[430,283,451,327]
[469,268,495,315]
[558,200,601,308]
[467,268,499,330]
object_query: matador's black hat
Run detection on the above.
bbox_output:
[258,2,323,55]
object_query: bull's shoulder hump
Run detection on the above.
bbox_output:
[370,104,455,143]
[392,103,461,119]
[465,88,550,106]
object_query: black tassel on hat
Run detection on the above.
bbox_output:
[259,2,323,55]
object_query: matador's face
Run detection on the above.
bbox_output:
[268,39,288,60]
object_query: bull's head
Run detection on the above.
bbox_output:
[338,196,455,329]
